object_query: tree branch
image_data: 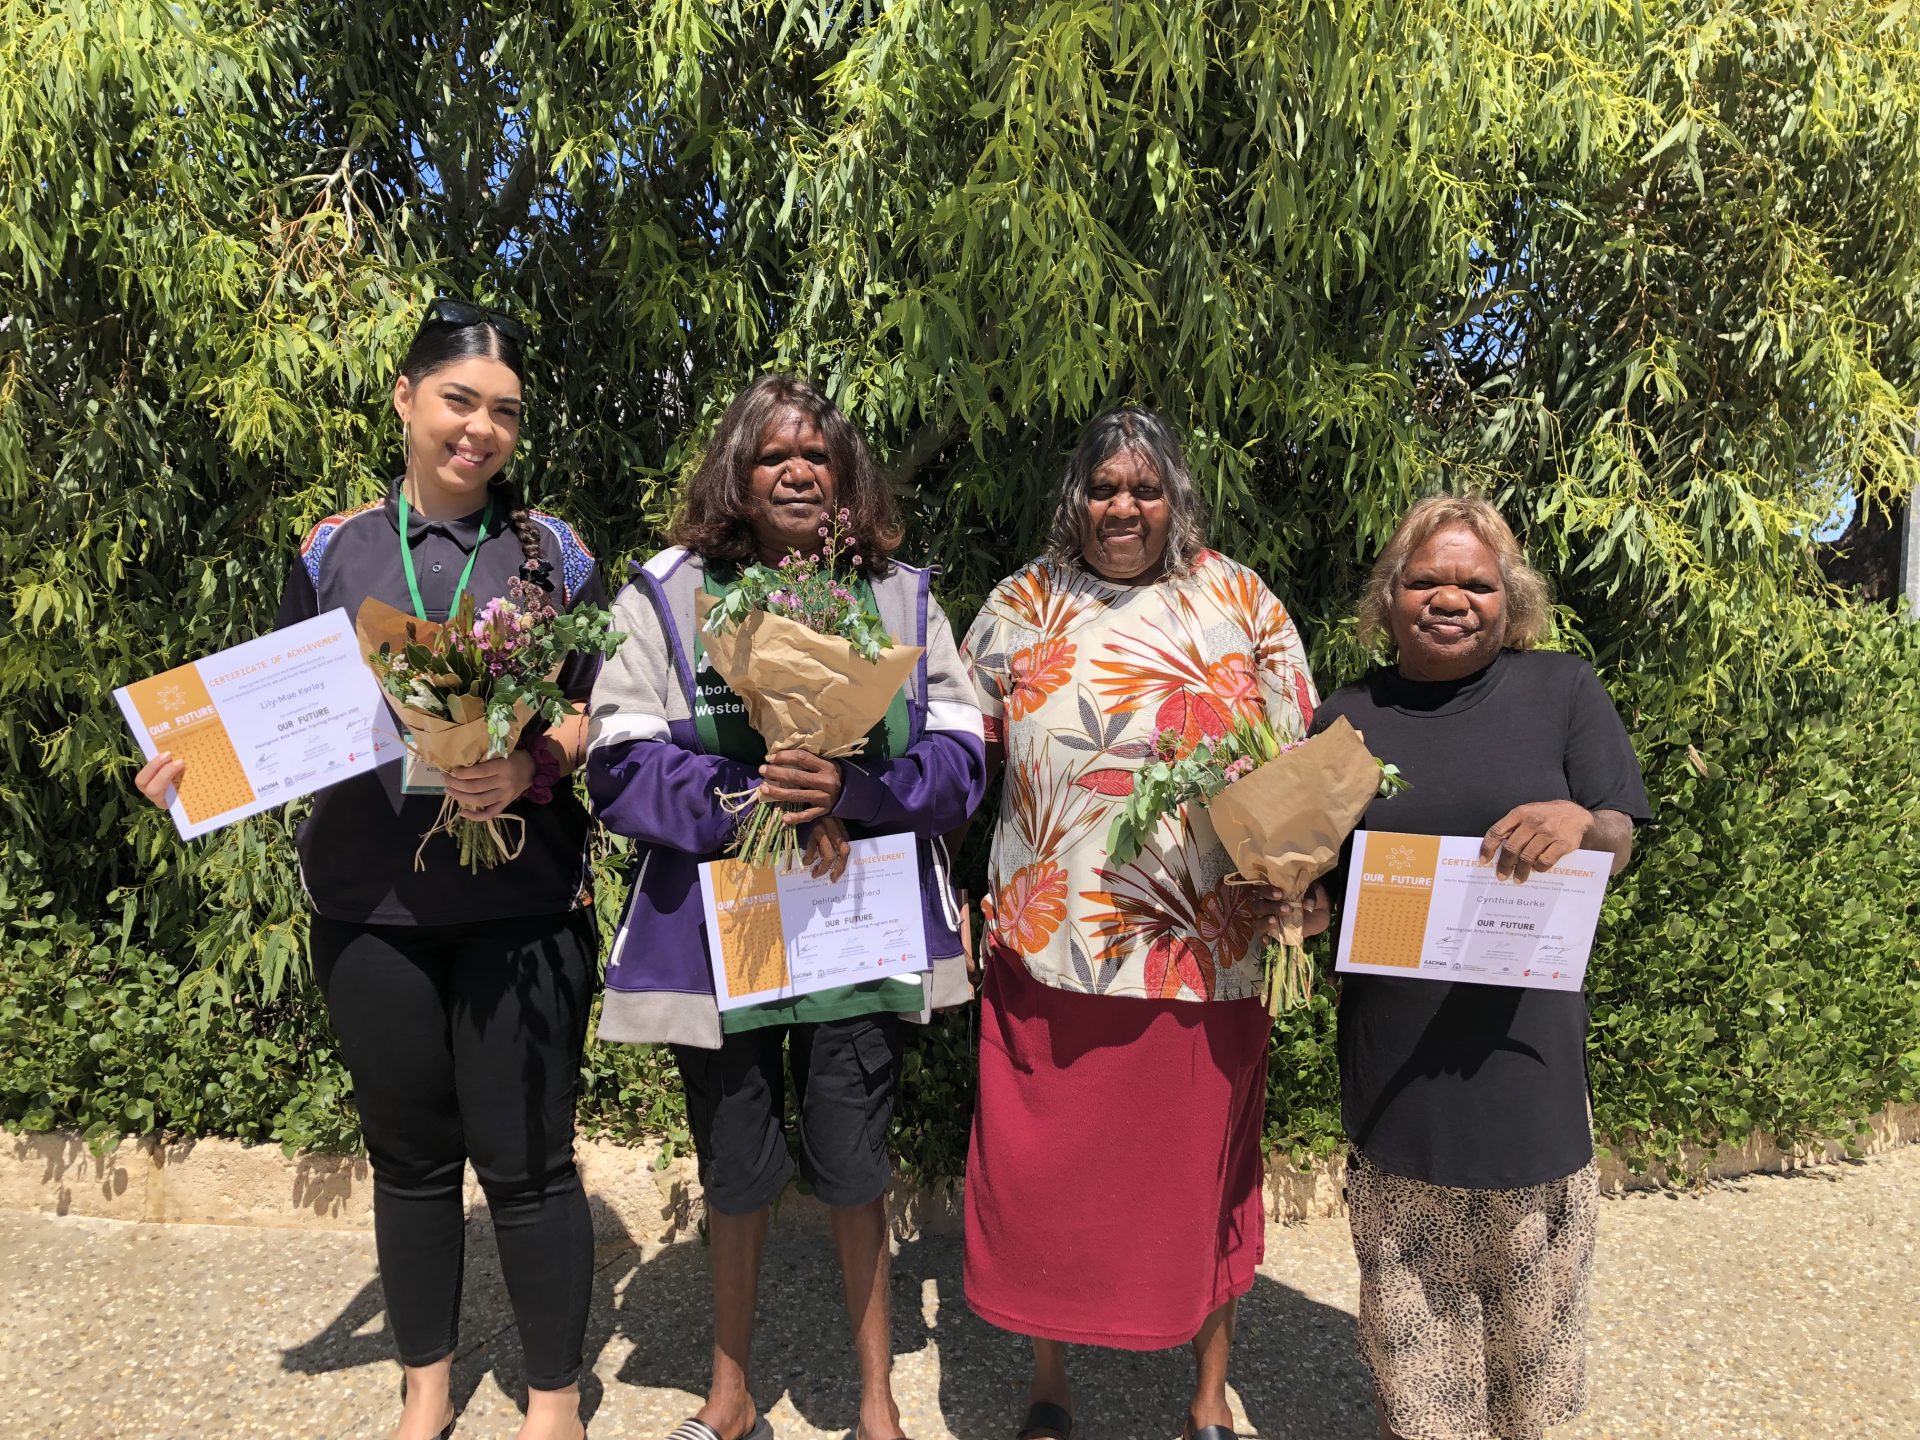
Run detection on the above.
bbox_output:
[891,418,958,487]
[477,145,545,256]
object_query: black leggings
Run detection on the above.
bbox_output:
[312,910,598,1390]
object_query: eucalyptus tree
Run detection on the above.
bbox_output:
[3,0,1917,1162]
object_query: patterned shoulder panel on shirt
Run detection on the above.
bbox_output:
[298,500,384,590]
[529,511,596,604]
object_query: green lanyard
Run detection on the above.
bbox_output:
[397,489,492,621]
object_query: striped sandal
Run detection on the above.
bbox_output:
[665,1418,773,1440]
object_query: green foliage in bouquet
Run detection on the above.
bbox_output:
[367,580,626,755]
[1106,713,1405,869]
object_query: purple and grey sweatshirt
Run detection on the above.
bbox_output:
[584,546,987,1048]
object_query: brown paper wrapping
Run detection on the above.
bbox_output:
[694,592,923,757]
[1205,716,1383,900]
[354,596,541,767]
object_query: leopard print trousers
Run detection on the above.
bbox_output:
[1347,1149,1598,1440]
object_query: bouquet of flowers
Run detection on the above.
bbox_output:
[1107,713,1407,1013]
[698,511,922,869]
[357,579,624,872]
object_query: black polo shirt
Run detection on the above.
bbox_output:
[1313,650,1650,1189]
[274,483,608,926]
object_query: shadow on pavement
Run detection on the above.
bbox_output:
[891,1233,1375,1440]
[283,1204,1373,1439]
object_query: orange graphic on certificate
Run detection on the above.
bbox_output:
[1345,833,1441,969]
[122,666,255,824]
[707,860,791,997]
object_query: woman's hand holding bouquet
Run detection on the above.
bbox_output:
[1107,713,1407,1013]
[359,578,624,871]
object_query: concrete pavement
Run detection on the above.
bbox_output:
[3,1146,1916,1439]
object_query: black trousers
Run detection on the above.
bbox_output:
[312,910,598,1390]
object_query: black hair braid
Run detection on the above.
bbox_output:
[490,479,555,594]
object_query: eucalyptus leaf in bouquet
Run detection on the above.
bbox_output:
[1105,711,1407,1013]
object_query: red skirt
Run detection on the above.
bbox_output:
[962,948,1273,1350]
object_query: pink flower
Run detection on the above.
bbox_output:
[1224,757,1256,785]
[1153,728,1182,761]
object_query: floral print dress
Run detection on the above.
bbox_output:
[962,552,1318,1004]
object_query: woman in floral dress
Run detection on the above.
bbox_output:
[960,408,1328,1440]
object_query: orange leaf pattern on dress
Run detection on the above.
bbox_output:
[1153,689,1233,753]
[1144,935,1216,1000]
[1091,622,1217,714]
[1205,654,1263,720]
[992,863,1068,956]
[995,562,1105,641]
[1203,562,1294,662]
[1200,557,1317,734]
[1004,754,1108,862]
[1291,668,1316,732]
[1072,766,1136,796]
[1079,846,1213,988]
[1194,888,1258,972]
[1005,638,1075,720]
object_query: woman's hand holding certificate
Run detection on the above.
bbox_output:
[698,831,930,1010]
[118,610,401,839]
[1334,830,1615,991]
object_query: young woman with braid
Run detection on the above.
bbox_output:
[132,302,606,1440]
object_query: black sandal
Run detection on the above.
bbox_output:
[1017,1401,1074,1439]
[1185,1425,1238,1440]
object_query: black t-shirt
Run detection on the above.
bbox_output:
[1312,649,1651,1189]
[275,485,607,926]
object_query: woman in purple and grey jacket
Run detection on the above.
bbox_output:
[585,376,985,1440]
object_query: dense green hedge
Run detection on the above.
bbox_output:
[7,603,1916,1176]
[5,2,1920,1174]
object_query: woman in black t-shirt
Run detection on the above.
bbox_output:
[1312,497,1649,1440]
[132,304,604,1440]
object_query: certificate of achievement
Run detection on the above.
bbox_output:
[698,834,931,1011]
[116,609,401,840]
[1333,830,1614,992]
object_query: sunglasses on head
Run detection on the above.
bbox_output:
[418,298,532,345]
